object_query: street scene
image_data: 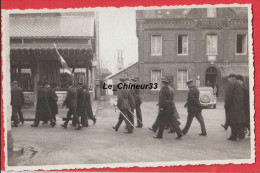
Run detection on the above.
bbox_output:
[3,5,253,169]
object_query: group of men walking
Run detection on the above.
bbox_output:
[11,80,96,130]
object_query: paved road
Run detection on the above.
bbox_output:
[9,97,251,166]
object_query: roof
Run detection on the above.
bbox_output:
[218,65,249,77]
[104,62,138,81]
[10,14,94,38]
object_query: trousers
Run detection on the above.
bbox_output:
[182,111,207,134]
[11,105,24,125]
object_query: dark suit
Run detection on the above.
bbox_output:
[182,86,207,135]
[63,86,80,127]
[134,88,143,127]
[156,85,182,138]
[11,86,24,125]
[114,87,135,132]
[47,87,58,121]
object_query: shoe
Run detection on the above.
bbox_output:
[75,126,82,130]
[61,124,67,129]
[221,124,228,130]
[31,124,38,127]
[93,119,96,125]
[227,137,237,141]
[182,131,187,135]
[199,133,207,136]
[135,126,142,128]
[51,122,56,127]
[124,131,132,134]
[112,126,118,132]
[148,127,156,132]
[153,136,162,139]
[12,124,18,127]
[69,123,76,127]
[176,134,183,139]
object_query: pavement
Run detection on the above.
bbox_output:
[8,96,251,166]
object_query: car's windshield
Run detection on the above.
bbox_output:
[200,90,212,95]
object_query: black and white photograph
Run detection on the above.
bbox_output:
[2,4,254,170]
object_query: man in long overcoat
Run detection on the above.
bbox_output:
[11,81,24,127]
[153,77,183,139]
[225,74,247,140]
[84,85,97,125]
[47,82,58,122]
[31,81,56,127]
[132,78,143,128]
[61,81,81,130]
[182,79,207,136]
[112,78,135,133]
[76,83,89,127]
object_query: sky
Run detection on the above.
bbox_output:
[98,8,138,73]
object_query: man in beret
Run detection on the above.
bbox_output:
[11,81,24,127]
[113,78,134,133]
[182,79,207,136]
[153,77,183,139]
[224,74,247,140]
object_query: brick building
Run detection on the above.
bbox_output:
[136,7,249,97]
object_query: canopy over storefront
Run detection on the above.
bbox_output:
[218,65,249,77]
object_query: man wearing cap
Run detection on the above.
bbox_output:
[153,77,183,139]
[132,78,143,128]
[11,81,24,127]
[61,81,81,130]
[46,82,58,122]
[224,74,247,141]
[112,78,134,133]
[31,81,56,127]
[182,79,207,136]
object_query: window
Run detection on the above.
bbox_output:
[151,35,162,56]
[207,34,218,55]
[177,70,188,90]
[151,70,162,89]
[207,8,216,18]
[178,35,188,55]
[236,34,247,54]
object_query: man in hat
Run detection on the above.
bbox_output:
[46,82,58,122]
[131,78,143,128]
[112,78,134,133]
[61,81,81,130]
[11,81,24,127]
[224,74,247,141]
[153,77,183,139]
[31,81,56,127]
[182,79,207,136]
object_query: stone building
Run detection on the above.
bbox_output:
[136,7,249,97]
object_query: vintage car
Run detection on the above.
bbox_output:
[198,87,217,109]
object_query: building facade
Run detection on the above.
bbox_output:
[136,7,249,97]
[10,12,100,105]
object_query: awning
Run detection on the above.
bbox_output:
[218,65,249,77]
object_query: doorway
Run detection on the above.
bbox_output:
[205,67,219,97]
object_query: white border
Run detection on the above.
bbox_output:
[2,3,255,171]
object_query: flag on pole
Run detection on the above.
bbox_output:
[54,43,72,75]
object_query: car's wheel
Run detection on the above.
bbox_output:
[213,105,216,109]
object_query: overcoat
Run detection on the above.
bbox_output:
[186,86,202,113]
[11,86,24,106]
[35,87,52,121]
[85,89,94,116]
[63,86,77,109]
[47,87,58,115]
[117,88,134,110]
[224,80,247,124]
[134,87,142,106]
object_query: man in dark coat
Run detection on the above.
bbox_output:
[11,81,24,127]
[112,78,135,133]
[61,81,81,130]
[224,74,247,140]
[84,85,97,125]
[31,82,56,127]
[126,78,135,128]
[153,77,183,139]
[132,78,143,128]
[76,83,89,127]
[182,79,207,136]
[46,82,58,122]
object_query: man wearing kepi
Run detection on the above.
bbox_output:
[112,78,134,133]
[11,81,24,127]
[224,74,247,141]
[182,79,207,136]
[61,81,81,130]
[153,77,183,139]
